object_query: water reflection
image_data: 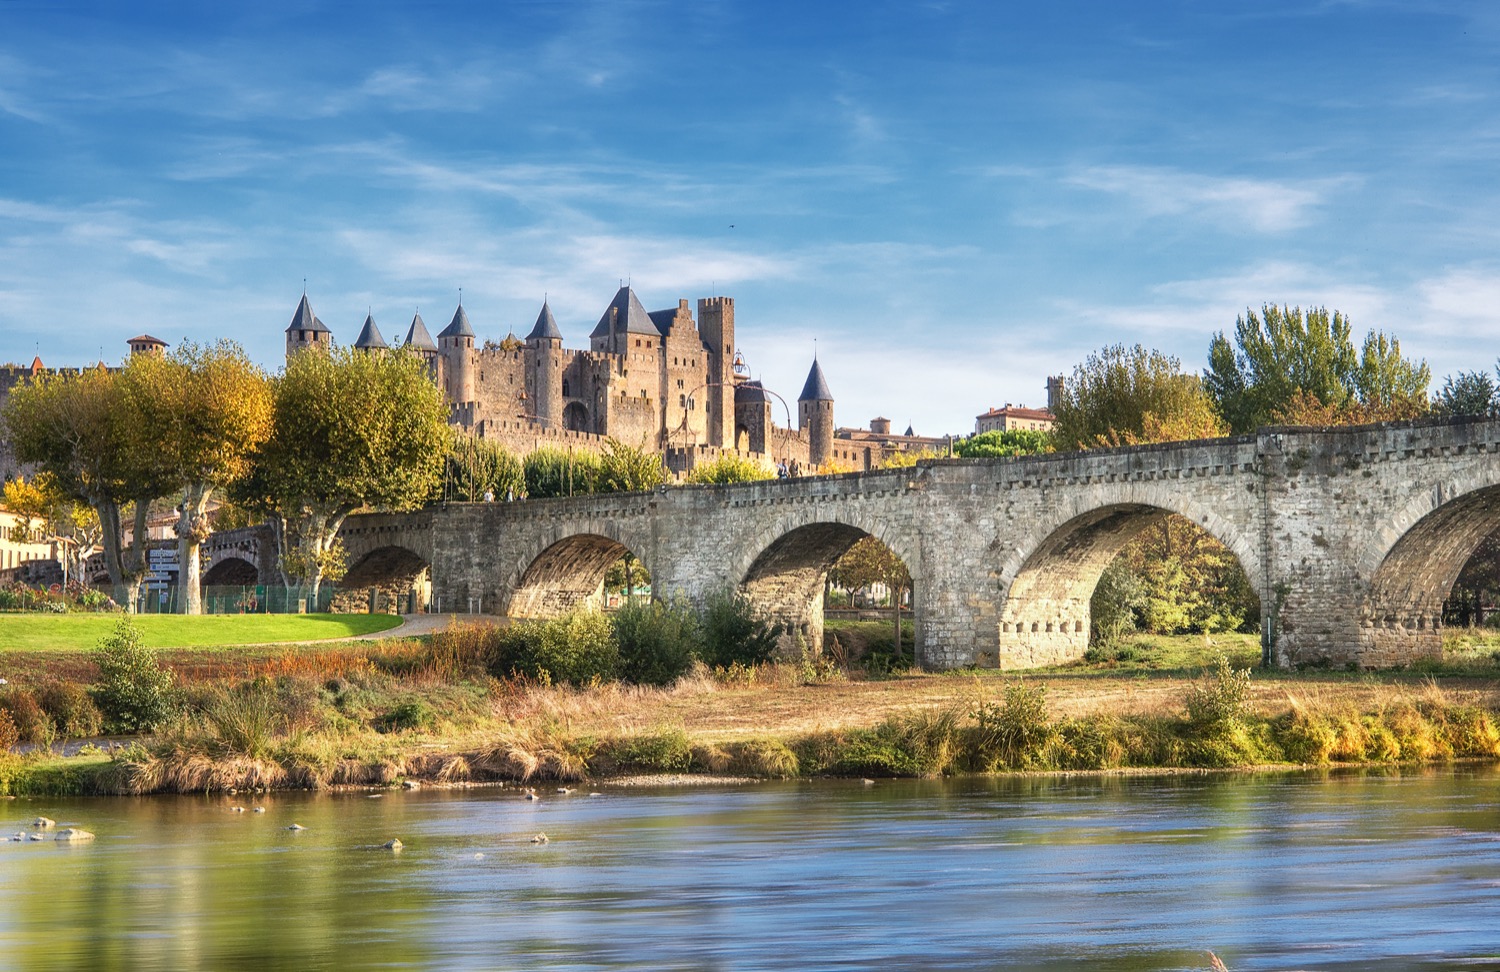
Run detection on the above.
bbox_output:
[1,767,1498,970]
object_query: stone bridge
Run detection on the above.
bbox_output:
[292,416,1500,669]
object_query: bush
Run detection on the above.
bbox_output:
[198,681,284,757]
[0,688,49,744]
[684,454,775,484]
[971,681,1053,770]
[489,610,619,685]
[699,589,782,669]
[93,618,175,733]
[613,599,701,685]
[604,726,694,773]
[0,708,16,752]
[36,682,103,738]
[1184,655,1251,732]
[375,700,437,734]
[524,447,602,498]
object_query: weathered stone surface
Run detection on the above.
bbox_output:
[53,828,94,842]
[215,415,1500,670]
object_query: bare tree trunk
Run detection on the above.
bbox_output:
[175,483,213,615]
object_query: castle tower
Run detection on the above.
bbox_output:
[698,296,736,448]
[285,294,331,361]
[798,357,834,468]
[437,303,476,404]
[525,300,563,428]
[353,313,388,352]
[127,334,168,357]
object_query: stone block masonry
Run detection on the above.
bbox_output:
[298,415,1500,669]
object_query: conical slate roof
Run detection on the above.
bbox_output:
[438,304,475,340]
[286,294,330,334]
[354,314,387,350]
[589,286,657,339]
[404,312,437,351]
[527,301,562,341]
[798,359,833,402]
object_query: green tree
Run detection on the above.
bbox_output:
[953,429,1054,458]
[1432,366,1498,418]
[126,342,273,614]
[598,438,667,493]
[442,434,524,502]
[1051,345,1225,451]
[2,364,173,607]
[523,447,602,498]
[1205,305,1430,433]
[684,454,775,484]
[827,536,914,664]
[92,617,175,732]
[245,347,449,602]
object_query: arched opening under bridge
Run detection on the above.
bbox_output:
[508,533,650,618]
[998,505,1259,670]
[336,545,431,615]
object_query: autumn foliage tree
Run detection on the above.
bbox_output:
[125,341,272,614]
[827,535,913,664]
[1050,344,1225,451]
[241,347,449,603]
[1,473,102,587]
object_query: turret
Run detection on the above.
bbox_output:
[797,358,834,468]
[127,334,167,358]
[526,300,563,428]
[698,296,736,448]
[285,294,331,361]
[403,312,441,383]
[353,313,387,352]
[437,303,476,404]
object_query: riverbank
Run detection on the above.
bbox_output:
[3,622,1500,796]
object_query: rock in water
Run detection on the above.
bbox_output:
[530,833,549,844]
[230,806,246,813]
[252,807,265,813]
[54,829,94,842]
[32,817,55,829]
[401,780,419,790]
[287,824,306,831]
[383,838,403,850]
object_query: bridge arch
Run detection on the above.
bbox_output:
[731,511,921,659]
[1356,477,1500,662]
[201,556,259,586]
[336,544,432,614]
[995,490,1262,669]
[506,528,654,619]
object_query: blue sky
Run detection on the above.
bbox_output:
[2,1,1498,435]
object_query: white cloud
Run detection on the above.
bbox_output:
[1065,165,1349,233]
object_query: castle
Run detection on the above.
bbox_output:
[286,286,835,476]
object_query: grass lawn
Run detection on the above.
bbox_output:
[0,612,405,652]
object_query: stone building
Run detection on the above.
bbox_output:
[974,404,1054,434]
[288,286,836,476]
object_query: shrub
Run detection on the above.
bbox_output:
[93,618,176,733]
[1184,655,1252,732]
[0,708,18,752]
[35,682,104,738]
[684,454,775,484]
[613,598,701,686]
[198,681,284,757]
[524,447,602,498]
[604,726,694,773]
[0,688,50,744]
[699,589,782,669]
[375,700,437,734]
[970,681,1053,770]
[488,610,619,685]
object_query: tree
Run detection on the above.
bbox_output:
[1,364,173,607]
[1205,305,1430,433]
[953,429,1053,458]
[1,473,102,587]
[684,454,775,484]
[879,448,940,469]
[442,434,524,502]
[827,535,913,665]
[1051,344,1225,451]
[1432,366,1498,418]
[126,342,272,614]
[598,438,667,493]
[523,446,602,498]
[244,347,449,603]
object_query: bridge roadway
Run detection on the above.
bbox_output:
[207,415,1500,669]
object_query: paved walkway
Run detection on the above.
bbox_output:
[352,613,505,640]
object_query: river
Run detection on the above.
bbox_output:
[1,767,1498,970]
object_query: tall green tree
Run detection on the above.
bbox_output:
[442,434,524,502]
[126,342,272,614]
[1205,305,1430,433]
[1432,366,1498,417]
[2,363,173,607]
[244,347,449,602]
[1051,344,1225,451]
[953,429,1053,458]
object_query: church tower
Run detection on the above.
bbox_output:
[798,357,834,468]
